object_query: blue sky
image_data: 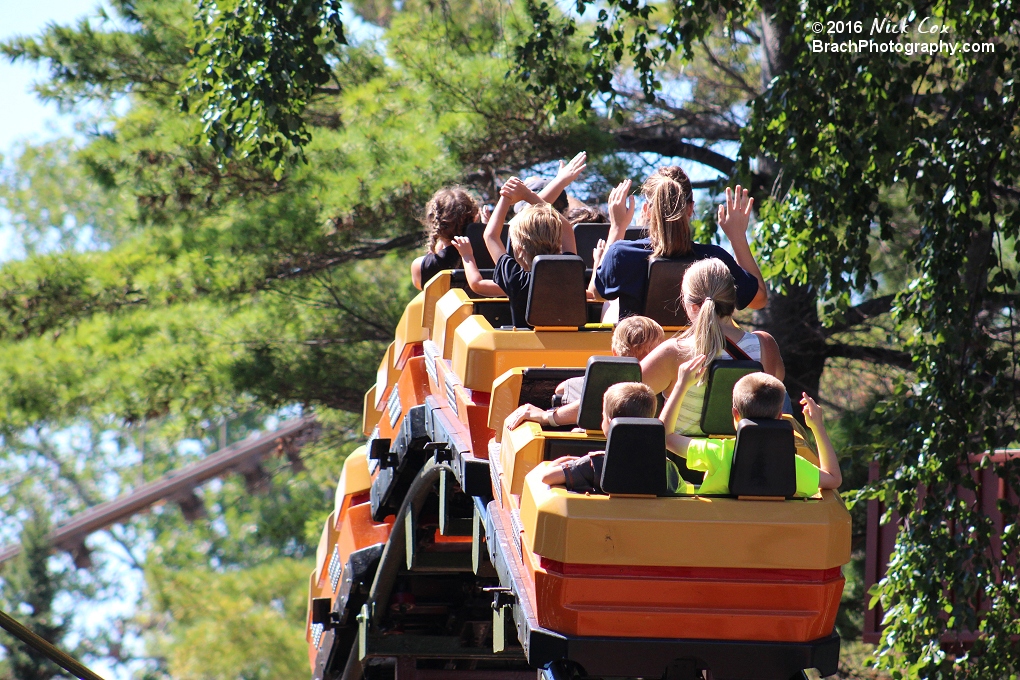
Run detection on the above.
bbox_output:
[0,0,100,154]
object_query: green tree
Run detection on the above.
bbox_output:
[0,504,69,680]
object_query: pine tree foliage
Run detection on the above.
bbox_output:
[0,505,69,680]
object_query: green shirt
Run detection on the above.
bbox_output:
[685,437,820,497]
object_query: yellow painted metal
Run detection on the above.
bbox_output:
[518,466,851,570]
[451,315,614,392]
[315,509,338,585]
[334,447,371,517]
[393,291,427,364]
[421,271,453,335]
[488,368,525,441]
[374,342,397,409]
[362,386,381,437]
[499,422,606,497]
[432,289,474,359]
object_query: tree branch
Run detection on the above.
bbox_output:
[823,294,896,337]
[614,125,737,175]
[826,342,913,369]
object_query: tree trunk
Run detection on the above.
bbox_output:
[753,4,827,403]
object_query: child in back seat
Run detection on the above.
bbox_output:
[450,153,586,322]
[505,315,665,430]
[539,382,683,494]
[411,188,480,290]
[659,366,842,496]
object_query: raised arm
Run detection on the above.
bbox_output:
[659,354,707,456]
[452,236,505,297]
[800,393,842,489]
[483,181,518,264]
[718,185,768,310]
[606,179,636,245]
[640,338,684,394]
[539,151,587,205]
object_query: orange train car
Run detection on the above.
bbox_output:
[307,257,851,680]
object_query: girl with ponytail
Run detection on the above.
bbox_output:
[594,166,769,319]
[640,258,785,436]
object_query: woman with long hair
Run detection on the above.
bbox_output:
[594,166,768,318]
[640,258,784,435]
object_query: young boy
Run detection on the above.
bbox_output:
[537,382,681,494]
[504,315,665,430]
[659,360,842,495]
[450,152,587,305]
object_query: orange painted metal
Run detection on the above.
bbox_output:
[518,532,844,642]
[378,356,431,441]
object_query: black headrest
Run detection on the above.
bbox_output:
[576,356,642,430]
[464,222,509,270]
[643,257,698,326]
[700,359,764,436]
[625,226,648,240]
[526,255,588,328]
[572,223,611,268]
[601,417,668,496]
[729,418,797,498]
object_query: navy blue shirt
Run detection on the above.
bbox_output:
[595,239,759,317]
[493,253,531,328]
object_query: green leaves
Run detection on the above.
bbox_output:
[183,0,348,174]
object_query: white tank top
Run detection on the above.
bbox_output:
[673,331,762,436]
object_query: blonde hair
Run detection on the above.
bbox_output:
[603,382,657,420]
[424,188,479,252]
[732,373,786,419]
[508,204,561,267]
[612,316,665,359]
[642,167,694,258]
[679,258,738,362]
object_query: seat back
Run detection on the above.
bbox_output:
[625,226,648,241]
[576,356,642,430]
[526,255,588,329]
[700,360,764,436]
[464,222,509,270]
[729,418,797,498]
[573,223,611,268]
[518,367,585,409]
[601,417,668,496]
[643,257,697,326]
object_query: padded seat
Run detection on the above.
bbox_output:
[526,255,588,329]
[643,257,697,326]
[601,417,669,496]
[465,222,509,270]
[575,356,642,430]
[730,418,798,498]
[573,223,610,268]
[700,359,764,435]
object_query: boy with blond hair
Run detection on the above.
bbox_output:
[506,315,665,430]
[660,361,842,495]
[451,153,587,312]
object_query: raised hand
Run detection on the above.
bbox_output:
[500,177,530,204]
[800,392,825,432]
[451,236,475,259]
[717,185,754,241]
[592,238,607,268]
[608,179,636,229]
[675,354,708,393]
[556,151,588,185]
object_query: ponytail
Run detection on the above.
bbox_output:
[642,169,693,258]
[679,259,738,367]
